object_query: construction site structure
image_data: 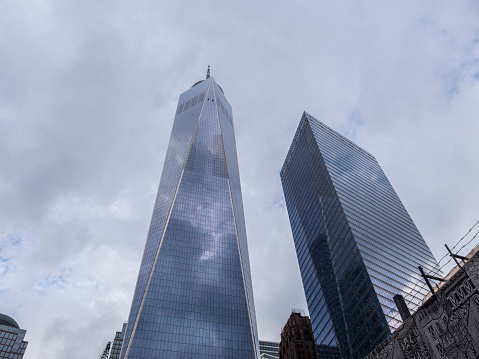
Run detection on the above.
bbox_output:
[99,341,111,359]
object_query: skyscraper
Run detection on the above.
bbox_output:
[280,112,440,359]
[0,313,28,359]
[109,323,127,359]
[120,71,259,359]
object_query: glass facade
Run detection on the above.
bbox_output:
[280,113,440,359]
[120,77,259,359]
[109,323,127,359]
[259,340,279,359]
[0,314,28,359]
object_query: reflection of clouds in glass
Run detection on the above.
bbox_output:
[401,272,430,310]
[200,233,220,262]
[173,181,233,234]
[168,138,184,166]
[199,250,214,261]
[121,79,257,358]
[281,115,441,355]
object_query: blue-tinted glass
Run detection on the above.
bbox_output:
[120,78,259,359]
[280,113,440,359]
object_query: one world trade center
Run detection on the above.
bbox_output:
[120,70,259,359]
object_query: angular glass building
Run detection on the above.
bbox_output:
[120,73,259,359]
[280,112,440,359]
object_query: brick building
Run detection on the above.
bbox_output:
[280,311,318,359]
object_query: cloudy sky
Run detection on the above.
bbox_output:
[1,1,479,358]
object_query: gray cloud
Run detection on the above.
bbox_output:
[1,1,478,358]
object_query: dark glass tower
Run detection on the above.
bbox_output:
[120,74,259,359]
[280,113,440,359]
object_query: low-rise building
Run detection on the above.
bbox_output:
[260,340,280,359]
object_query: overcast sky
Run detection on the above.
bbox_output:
[1,1,479,358]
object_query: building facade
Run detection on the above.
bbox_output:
[366,245,479,359]
[280,112,440,359]
[0,314,28,359]
[279,311,318,359]
[109,323,127,359]
[260,340,280,359]
[120,73,259,359]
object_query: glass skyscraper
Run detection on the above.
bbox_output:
[280,112,440,359]
[120,73,259,359]
[109,323,127,359]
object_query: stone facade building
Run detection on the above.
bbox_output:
[365,245,479,359]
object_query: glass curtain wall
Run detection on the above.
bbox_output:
[121,77,259,359]
[280,112,440,359]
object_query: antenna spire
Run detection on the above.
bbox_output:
[206,65,210,79]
